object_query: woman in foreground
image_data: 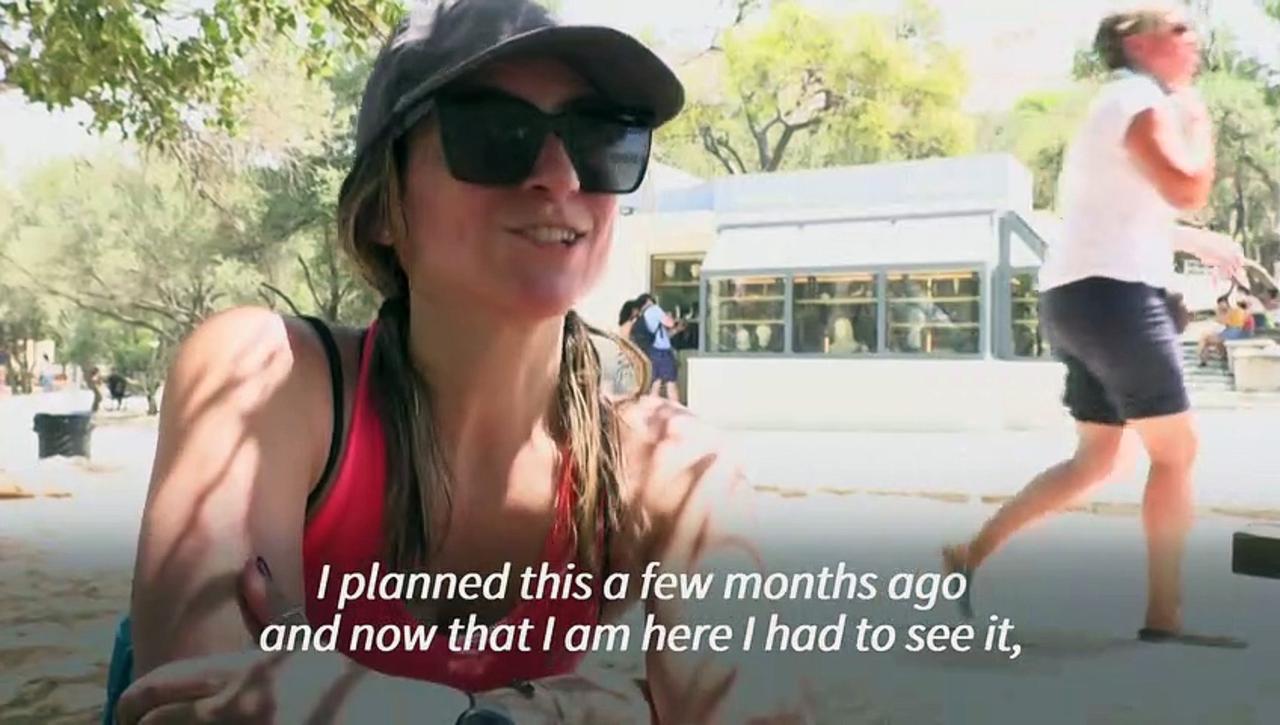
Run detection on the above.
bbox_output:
[112,1,806,722]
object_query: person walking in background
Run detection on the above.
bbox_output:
[944,6,1246,648]
[634,292,684,401]
[38,354,55,392]
[106,372,128,411]
[86,366,104,413]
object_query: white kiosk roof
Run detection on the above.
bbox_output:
[702,203,1002,274]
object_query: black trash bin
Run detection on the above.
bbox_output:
[32,412,94,459]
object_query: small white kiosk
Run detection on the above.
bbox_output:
[588,154,1070,430]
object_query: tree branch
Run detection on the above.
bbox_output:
[325,241,341,321]
[737,89,776,171]
[330,1,392,40]
[768,114,824,172]
[76,276,191,328]
[696,0,761,56]
[730,0,759,26]
[1239,152,1277,190]
[260,283,304,317]
[297,253,324,313]
[698,126,748,174]
[273,213,325,244]
[0,253,175,341]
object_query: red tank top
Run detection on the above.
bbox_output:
[302,322,599,690]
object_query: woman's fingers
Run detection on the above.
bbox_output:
[120,650,293,725]
[115,657,239,725]
[135,701,199,725]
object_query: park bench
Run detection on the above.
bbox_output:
[1223,338,1280,392]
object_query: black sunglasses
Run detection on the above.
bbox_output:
[425,89,655,195]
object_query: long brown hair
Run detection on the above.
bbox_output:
[336,126,649,574]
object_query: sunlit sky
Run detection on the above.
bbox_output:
[1,0,1276,180]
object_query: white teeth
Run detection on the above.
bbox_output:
[523,226,582,245]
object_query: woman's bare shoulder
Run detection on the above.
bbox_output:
[157,307,369,495]
[168,307,361,415]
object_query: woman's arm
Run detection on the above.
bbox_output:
[129,307,334,675]
[125,335,804,722]
[1125,93,1215,212]
[123,308,659,723]
[1171,225,1244,279]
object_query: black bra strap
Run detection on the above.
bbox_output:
[301,316,344,509]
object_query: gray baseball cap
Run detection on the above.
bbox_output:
[354,0,686,156]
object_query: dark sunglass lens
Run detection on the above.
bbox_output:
[564,115,652,194]
[438,97,545,185]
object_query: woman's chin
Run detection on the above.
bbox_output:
[514,292,582,321]
[507,273,602,319]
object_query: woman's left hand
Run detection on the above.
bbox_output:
[115,648,315,725]
[116,556,469,724]
[116,555,338,724]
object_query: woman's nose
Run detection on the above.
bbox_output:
[521,133,581,199]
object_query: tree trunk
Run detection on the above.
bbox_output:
[9,350,34,394]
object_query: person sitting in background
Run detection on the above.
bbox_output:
[1198,295,1250,365]
[1255,288,1278,329]
[1238,294,1266,332]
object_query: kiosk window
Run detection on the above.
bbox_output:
[707,276,786,353]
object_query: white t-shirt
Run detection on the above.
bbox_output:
[1038,73,1182,291]
[642,304,671,350]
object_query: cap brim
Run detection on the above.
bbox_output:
[392,25,685,134]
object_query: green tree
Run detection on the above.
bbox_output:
[0,0,401,145]
[979,86,1096,210]
[0,286,50,395]
[255,57,378,324]
[656,0,973,176]
[2,35,378,409]
[2,154,271,413]
[0,186,53,395]
[1199,70,1280,267]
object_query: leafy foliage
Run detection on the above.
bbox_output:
[1,43,380,410]
[979,86,1097,210]
[0,0,401,145]
[656,0,973,176]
